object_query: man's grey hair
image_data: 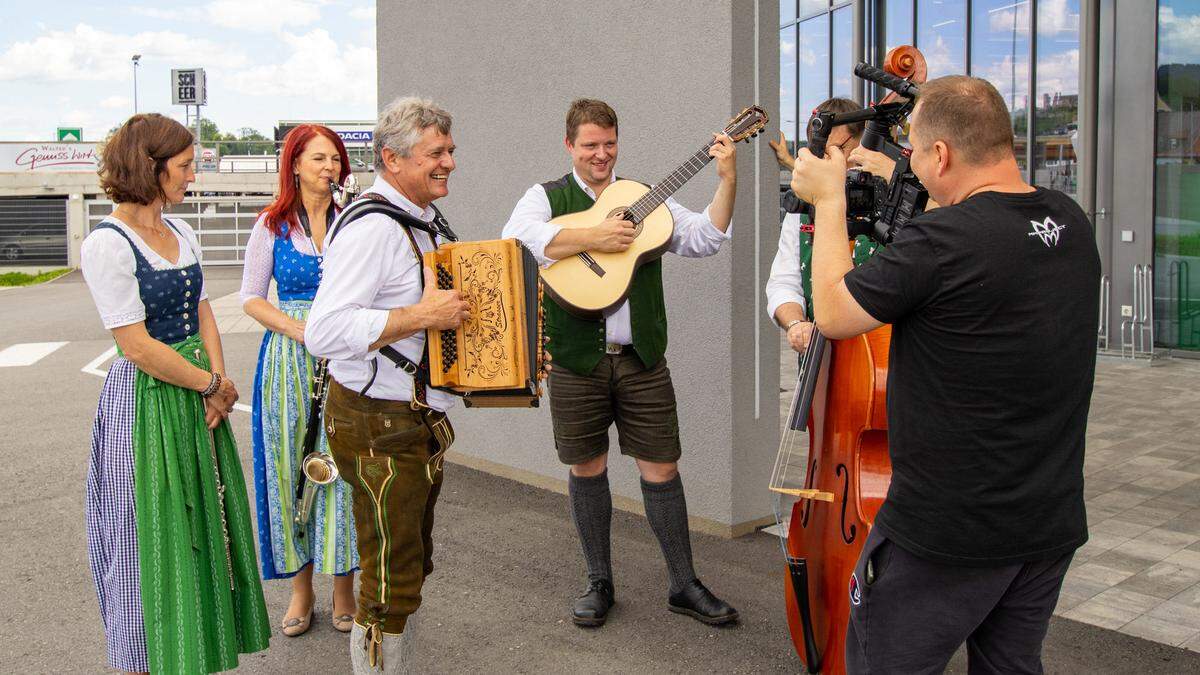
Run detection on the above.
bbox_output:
[373,96,453,171]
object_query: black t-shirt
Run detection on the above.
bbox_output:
[844,187,1100,566]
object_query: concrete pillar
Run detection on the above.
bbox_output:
[66,192,86,268]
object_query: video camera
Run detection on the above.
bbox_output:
[802,62,929,245]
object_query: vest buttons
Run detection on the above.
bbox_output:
[180,270,187,276]
[185,291,191,298]
[182,313,189,319]
[184,324,191,331]
[185,279,191,286]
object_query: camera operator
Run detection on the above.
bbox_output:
[765,97,896,353]
[790,76,1100,674]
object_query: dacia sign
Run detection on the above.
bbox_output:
[336,130,373,143]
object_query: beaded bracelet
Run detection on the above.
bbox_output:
[200,372,222,398]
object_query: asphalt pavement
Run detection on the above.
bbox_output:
[2,269,1199,673]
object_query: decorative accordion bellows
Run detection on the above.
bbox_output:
[423,238,546,407]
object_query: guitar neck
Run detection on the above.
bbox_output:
[626,142,716,223]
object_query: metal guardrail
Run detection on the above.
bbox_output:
[199,140,375,174]
[1120,264,1154,359]
[86,196,271,266]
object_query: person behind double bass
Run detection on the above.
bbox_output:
[789,76,1100,673]
[764,97,897,353]
[239,123,358,637]
[502,98,739,628]
[305,97,470,674]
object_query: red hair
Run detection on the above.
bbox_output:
[261,124,351,236]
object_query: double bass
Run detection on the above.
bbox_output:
[768,46,927,674]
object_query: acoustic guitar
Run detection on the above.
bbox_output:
[540,106,768,317]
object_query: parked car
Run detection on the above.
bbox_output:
[0,224,68,263]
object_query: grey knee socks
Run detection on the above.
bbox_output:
[568,470,613,583]
[641,474,698,594]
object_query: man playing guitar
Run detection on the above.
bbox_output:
[502,98,739,627]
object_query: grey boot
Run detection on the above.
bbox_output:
[350,618,415,674]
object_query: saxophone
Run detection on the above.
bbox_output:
[294,174,360,536]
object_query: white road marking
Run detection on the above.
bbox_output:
[0,341,68,367]
[81,346,118,377]
[80,346,252,414]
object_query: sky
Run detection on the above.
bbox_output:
[0,0,376,142]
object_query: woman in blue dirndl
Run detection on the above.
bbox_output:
[240,124,358,638]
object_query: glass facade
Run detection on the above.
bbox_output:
[1155,0,1200,350]
[971,1,1031,175]
[779,2,854,151]
[1034,0,1080,199]
[780,0,1079,185]
[917,0,966,77]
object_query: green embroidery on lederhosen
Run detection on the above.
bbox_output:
[356,456,397,603]
[797,211,882,318]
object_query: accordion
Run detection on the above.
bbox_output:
[423,238,546,408]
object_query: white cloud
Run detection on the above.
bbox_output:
[985,0,1077,38]
[100,95,132,110]
[0,24,247,82]
[1160,6,1200,65]
[1038,0,1079,38]
[349,5,375,21]
[1035,48,1079,100]
[205,0,329,32]
[220,28,375,106]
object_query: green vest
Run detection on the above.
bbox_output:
[795,212,881,317]
[541,173,668,376]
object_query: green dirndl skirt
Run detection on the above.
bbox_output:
[131,334,271,673]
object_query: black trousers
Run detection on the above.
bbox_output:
[845,527,1073,675]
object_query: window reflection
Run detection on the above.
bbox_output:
[917,0,966,77]
[798,15,831,147]
[781,0,797,25]
[800,0,829,19]
[832,6,853,99]
[1034,0,1079,199]
[1156,0,1200,349]
[971,0,1031,176]
[886,0,914,53]
[781,25,798,146]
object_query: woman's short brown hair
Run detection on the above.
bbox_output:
[99,113,194,205]
[566,98,618,143]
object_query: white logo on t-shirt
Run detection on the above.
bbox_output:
[1028,217,1066,247]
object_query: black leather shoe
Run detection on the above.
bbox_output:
[668,579,739,625]
[571,578,615,627]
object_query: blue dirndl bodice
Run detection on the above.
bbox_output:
[273,223,323,302]
[93,220,202,343]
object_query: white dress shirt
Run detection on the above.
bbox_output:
[305,177,456,411]
[765,212,807,323]
[501,170,731,344]
[81,217,208,329]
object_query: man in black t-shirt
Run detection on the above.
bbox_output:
[790,76,1100,674]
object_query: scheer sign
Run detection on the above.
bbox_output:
[171,68,207,105]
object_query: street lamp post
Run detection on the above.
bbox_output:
[131,54,141,114]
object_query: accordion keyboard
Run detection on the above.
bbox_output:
[435,262,457,373]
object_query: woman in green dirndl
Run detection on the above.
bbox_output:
[82,113,270,673]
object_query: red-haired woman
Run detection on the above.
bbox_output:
[239,124,358,637]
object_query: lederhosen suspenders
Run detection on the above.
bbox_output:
[326,193,458,474]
